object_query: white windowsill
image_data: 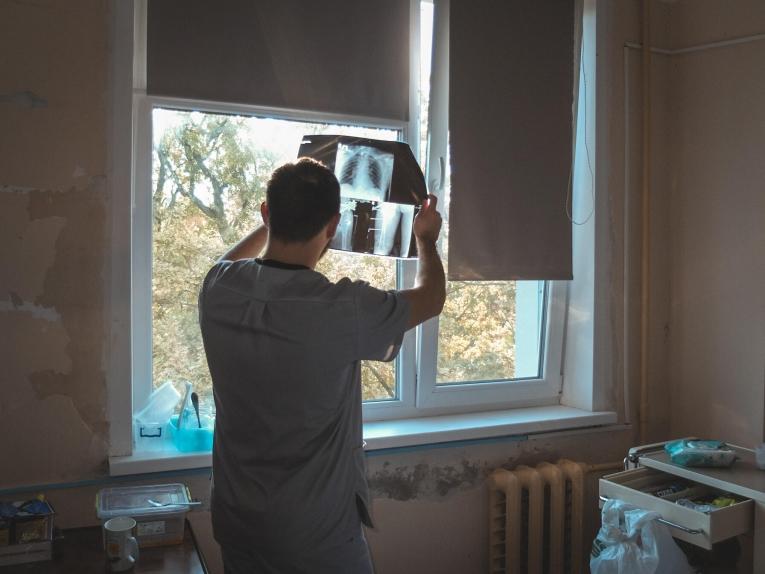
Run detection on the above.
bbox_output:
[109,405,617,476]
[362,406,616,450]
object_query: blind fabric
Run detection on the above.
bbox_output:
[447,0,576,281]
[147,0,410,121]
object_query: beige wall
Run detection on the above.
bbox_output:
[619,0,765,447]
[665,0,765,447]
[0,0,110,486]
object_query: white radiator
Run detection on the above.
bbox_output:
[488,460,617,574]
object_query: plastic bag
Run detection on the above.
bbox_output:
[591,499,694,574]
[664,439,736,468]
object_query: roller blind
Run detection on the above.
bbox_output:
[446,0,575,280]
[147,0,411,121]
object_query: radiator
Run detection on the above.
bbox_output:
[488,460,589,574]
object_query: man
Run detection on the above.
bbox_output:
[199,157,445,573]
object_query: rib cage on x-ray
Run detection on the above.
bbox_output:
[335,144,393,203]
[339,153,381,194]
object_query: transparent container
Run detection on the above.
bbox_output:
[96,484,192,547]
[134,381,180,423]
[133,419,171,452]
[133,382,181,453]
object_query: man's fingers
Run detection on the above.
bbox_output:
[422,194,438,213]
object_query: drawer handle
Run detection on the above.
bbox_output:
[598,495,704,535]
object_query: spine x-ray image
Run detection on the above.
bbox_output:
[330,200,416,258]
[297,135,427,259]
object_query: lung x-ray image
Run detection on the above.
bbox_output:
[336,144,394,203]
[298,135,427,258]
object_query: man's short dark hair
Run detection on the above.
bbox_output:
[266,158,341,243]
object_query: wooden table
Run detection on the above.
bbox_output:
[0,521,207,573]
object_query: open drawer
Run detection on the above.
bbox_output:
[599,467,753,550]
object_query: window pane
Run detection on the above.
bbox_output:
[436,278,546,384]
[151,108,400,409]
[435,150,546,384]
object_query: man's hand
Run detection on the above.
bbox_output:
[413,194,443,244]
[399,194,446,330]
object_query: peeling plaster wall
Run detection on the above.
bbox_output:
[0,0,110,486]
[365,431,631,573]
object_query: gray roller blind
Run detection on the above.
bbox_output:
[147,0,410,121]
[447,0,575,280]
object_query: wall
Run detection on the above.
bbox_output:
[365,431,629,573]
[0,0,110,486]
[595,0,675,443]
[614,0,765,448]
[666,0,765,447]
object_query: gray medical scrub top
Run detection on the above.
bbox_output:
[199,258,409,557]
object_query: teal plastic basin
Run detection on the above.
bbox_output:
[169,415,214,452]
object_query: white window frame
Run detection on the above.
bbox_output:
[109,0,577,459]
[416,282,566,411]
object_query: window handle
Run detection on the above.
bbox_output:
[428,156,446,197]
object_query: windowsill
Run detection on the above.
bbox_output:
[109,405,617,476]
[362,405,616,450]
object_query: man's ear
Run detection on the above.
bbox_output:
[326,212,341,239]
[260,202,270,228]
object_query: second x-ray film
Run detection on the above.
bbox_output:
[297,135,427,258]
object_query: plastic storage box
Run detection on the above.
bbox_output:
[96,484,192,547]
[133,381,182,452]
[133,419,171,452]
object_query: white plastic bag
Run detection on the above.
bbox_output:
[590,499,694,574]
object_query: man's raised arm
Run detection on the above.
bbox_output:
[218,224,268,262]
[400,194,446,330]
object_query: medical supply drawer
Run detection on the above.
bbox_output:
[599,467,753,550]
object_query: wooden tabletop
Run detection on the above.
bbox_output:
[0,521,207,573]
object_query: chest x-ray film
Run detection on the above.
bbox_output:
[298,135,427,258]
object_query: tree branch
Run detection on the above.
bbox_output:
[364,363,395,399]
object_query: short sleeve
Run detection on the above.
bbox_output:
[354,281,411,362]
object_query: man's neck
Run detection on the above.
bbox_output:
[261,239,324,270]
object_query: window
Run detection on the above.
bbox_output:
[124,0,571,453]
